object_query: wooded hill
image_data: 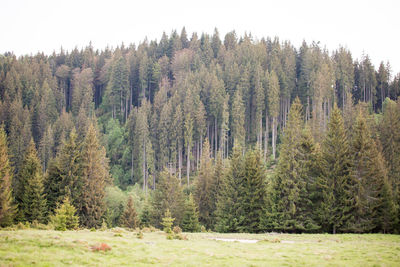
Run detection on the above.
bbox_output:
[0,28,399,233]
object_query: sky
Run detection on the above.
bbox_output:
[2,0,400,74]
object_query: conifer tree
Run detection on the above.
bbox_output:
[215,145,244,232]
[239,149,267,233]
[51,197,79,231]
[265,98,318,232]
[44,128,83,214]
[194,139,214,229]
[18,139,47,223]
[318,104,356,233]
[181,193,200,232]
[350,110,397,232]
[161,209,175,233]
[267,70,280,160]
[0,127,16,226]
[231,90,245,148]
[209,152,226,229]
[380,98,400,213]
[120,196,139,229]
[151,169,185,228]
[79,123,110,228]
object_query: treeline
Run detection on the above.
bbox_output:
[0,28,399,233]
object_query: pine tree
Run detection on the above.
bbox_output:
[18,139,47,223]
[350,110,397,232]
[265,98,318,233]
[120,196,139,229]
[0,126,16,226]
[79,123,110,228]
[161,209,175,233]
[215,145,244,232]
[181,194,200,232]
[194,139,214,229]
[239,148,267,233]
[209,152,226,229]
[231,90,245,148]
[318,104,356,233]
[380,98,400,215]
[51,197,79,231]
[140,198,152,227]
[267,70,280,160]
[151,169,185,228]
[44,128,83,214]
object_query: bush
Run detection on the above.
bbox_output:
[50,197,79,231]
[137,231,143,239]
[173,226,182,234]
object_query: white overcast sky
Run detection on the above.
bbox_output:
[2,0,400,74]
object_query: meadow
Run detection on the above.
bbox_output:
[0,229,399,266]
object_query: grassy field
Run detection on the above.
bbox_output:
[0,229,399,266]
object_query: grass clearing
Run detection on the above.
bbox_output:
[0,229,399,266]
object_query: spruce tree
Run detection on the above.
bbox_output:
[318,104,356,233]
[209,152,226,229]
[239,148,267,233]
[265,98,317,233]
[181,193,200,232]
[79,123,110,228]
[44,128,83,214]
[120,196,139,229]
[194,139,214,229]
[151,169,185,228]
[215,145,244,232]
[18,139,47,223]
[51,197,79,231]
[0,126,16,226]
[350,110,397,232]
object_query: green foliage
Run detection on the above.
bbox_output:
[215,145,244,233]
[181,194,200,232]
[151,169,185,228]
[239,149,267,233]
[265,98,319,233]
[317,104,356,233]
[18,140,47,223]
[161,209,175,234]
[120,196,139,229]
[194,139,214,228]
[51,197,79,231]
[79,123,110,228]
[0,126,16,227]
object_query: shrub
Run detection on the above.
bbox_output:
[173,226,182,234]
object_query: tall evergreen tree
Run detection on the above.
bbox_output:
[18,139,47,223]
[239,149,267,233]
[79,123,110,228]
[120,196,139,229]
[265,98,317,232]
[318,104,356,233]
[0,126,16,226]
[350,110,397,232]
[194,139,214,229]
[181,193,200,232]
[151,169,185,228]
[215,145,244,232]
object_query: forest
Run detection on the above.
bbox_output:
[0,28,399,234]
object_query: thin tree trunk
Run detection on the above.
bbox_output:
[272,117,276,160]
[178,145,182,182]
[142,140,146,193]
[214,117,218,158]
[264,112,269,162]
[187,144,190,186]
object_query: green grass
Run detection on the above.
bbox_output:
[0,229,399,266]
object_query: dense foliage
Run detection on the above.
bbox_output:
[0,28,399,233]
